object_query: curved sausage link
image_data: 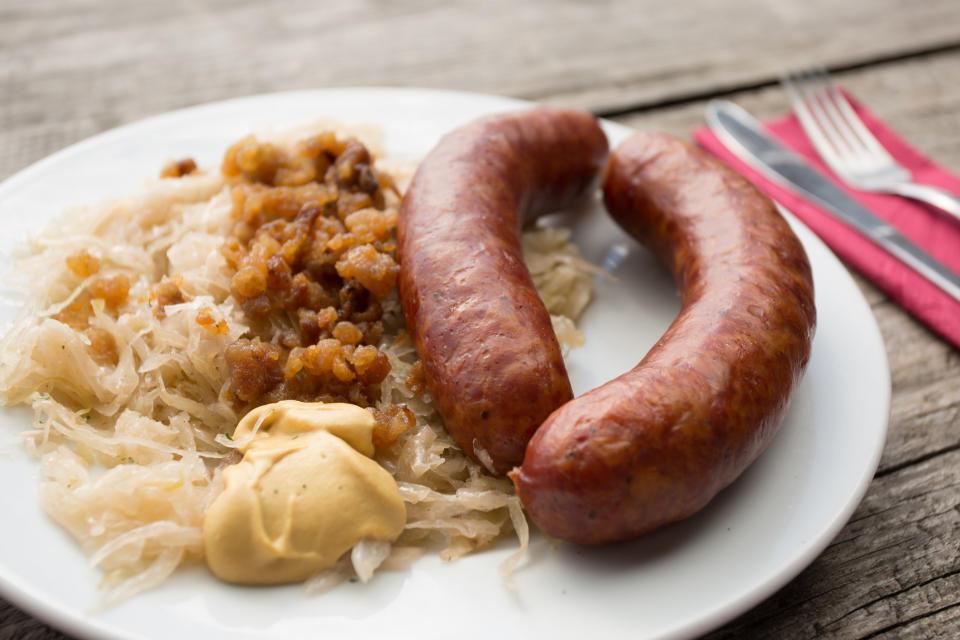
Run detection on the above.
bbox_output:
[397,108,609,475]
[510,132,816,544]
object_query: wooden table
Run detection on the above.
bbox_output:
[2,2,958,638]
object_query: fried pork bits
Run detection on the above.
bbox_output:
[218,133,401,409]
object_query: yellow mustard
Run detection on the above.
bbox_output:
[203,401,405,585]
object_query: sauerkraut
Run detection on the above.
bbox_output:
[0,123,597,606]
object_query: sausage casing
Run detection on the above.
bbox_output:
[397,108,609,474]
[510,132,816,543]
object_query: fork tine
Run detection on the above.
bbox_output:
[781,73,833,158]
[783,71,848,175]
[798,70,859,158]
[821,73,892,159]
[808,68,868,157]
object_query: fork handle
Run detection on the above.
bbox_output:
[888,182,960,223]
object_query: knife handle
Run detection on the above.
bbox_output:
[874,228,960,303]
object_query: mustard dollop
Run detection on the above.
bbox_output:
[203,401,405,585]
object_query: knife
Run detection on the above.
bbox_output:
[705,99,960,304]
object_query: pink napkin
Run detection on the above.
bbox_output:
[693,93,960,350]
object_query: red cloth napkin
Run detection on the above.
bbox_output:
[693,93,960,350]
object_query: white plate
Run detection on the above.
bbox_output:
[0,88,889,640]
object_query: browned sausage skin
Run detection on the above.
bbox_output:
[510,132,816,544]
[397,108,609,475]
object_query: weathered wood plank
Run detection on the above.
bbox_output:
[0,608,60,640]
[837,573,960,639]
[872,601,960,640]
[610,51,960,168]
[3,0,960,180]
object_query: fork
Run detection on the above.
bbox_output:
[781,69,960,224]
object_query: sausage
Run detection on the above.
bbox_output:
[509,132,816,544]
[397,108,609,475]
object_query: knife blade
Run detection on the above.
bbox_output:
[705,99,960,304]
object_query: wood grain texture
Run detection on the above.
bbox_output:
[0,609,61,640]
[2,2,960,638]
[3,0,960,179]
